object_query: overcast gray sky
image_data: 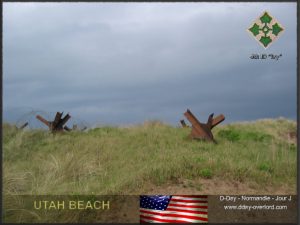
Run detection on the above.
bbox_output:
[3,2,297,127]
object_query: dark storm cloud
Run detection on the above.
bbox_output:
[3,3,297,126]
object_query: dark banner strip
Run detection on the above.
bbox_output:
[2,195,297,223]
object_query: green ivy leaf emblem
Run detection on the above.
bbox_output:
[249,23,260,36]
[260,12,272,24]
[247,11,284,48]
[260,36,272,47]
[272,23,283,36]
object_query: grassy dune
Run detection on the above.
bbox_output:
[3,118,297,195]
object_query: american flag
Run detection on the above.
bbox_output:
[140,195,208,223]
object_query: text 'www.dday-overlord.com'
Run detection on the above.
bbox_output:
[220,195,292,211]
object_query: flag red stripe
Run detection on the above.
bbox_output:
[168,203,208,209]
[140,215,208,223]
[171,199,208,203]
[140,210,208,221]
[167,208,208,214]
[174,195,208,198]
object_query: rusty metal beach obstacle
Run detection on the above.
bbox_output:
[181,109,225,143]
[36,112,71,132]
[18,122,29,130]
[65,124,87,131]
[180,119,189,128]
[15,122,29,130]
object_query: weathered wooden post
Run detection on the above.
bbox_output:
[183,109,225,143]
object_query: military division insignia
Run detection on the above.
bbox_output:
[247,11,284,49]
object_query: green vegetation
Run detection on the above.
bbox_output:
[199,168,213,179]
[3,118,297,195]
